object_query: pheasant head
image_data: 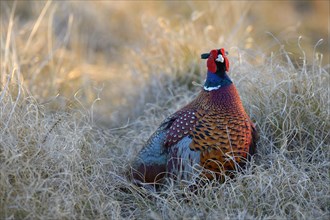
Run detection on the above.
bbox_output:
[203,48,232,91]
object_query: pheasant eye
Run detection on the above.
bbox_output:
[216,54,224,63]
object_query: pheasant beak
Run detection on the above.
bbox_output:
[216,54,224,63]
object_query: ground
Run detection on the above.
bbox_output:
[0,1,329,219]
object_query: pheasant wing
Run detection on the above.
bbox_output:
[131,116,176,183]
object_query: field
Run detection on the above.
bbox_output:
[1,1,329,219]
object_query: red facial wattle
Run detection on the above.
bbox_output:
[207,48,229,73]
[207,49,218,73]
[220,48,229,72]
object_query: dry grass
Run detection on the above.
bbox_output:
[1,1,329,219]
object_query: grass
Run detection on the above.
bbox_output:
[1,1,329,219]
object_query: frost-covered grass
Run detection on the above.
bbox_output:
[1,1,329,219]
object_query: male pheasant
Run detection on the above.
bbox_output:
[131,48,257,185]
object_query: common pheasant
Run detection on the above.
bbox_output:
[131,48,258,186]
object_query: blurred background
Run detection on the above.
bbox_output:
[1,0,329,126]
[1,2,329,219]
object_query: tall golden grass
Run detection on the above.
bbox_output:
[1,1,329,219]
